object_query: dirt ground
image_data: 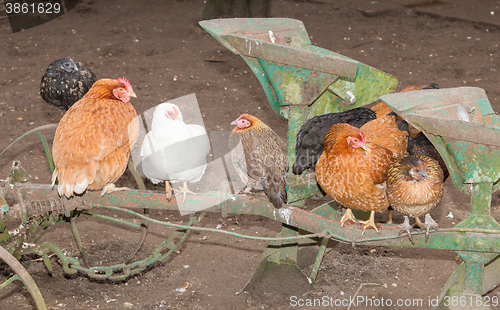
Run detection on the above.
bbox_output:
[1,0,500,309]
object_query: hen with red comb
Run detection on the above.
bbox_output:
[52,78,139,198]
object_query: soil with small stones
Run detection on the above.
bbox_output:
[1,0,500,309]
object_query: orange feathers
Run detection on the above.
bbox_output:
[52,78,139,198]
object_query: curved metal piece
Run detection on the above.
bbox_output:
[0,245,47,310]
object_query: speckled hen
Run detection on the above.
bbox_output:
[229,114,288,208]
[387,155,444,243]
[40,56,97,110]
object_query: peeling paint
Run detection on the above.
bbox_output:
[283,80,302,105]
[346,90,356,103]
[456,105,470,122]
[279,208,293,225]
[268,30,276,44]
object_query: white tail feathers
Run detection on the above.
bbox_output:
[51,169,58,187]
[52,166,94,198]
[74,177,90,194]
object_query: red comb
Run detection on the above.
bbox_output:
[359,131,366,144]
[118,77,133,92]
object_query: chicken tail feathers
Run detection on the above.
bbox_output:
[51,169,58,188]
[263,173,287,208]
[52,163,96,198]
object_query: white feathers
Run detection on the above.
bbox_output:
[140,103,210,185]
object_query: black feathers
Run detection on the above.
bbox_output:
[40,56,97,110]
[292,107,377,175]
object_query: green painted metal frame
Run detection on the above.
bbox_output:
[0,245,47,310]
[3,183,500,253]
[380,87,500,309]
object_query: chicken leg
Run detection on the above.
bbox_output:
[423,213,438,242]
[165,181,173,200]
[175,181,196,203]
[413,216,423,228]
[340,208,357,227]
[359,211,379,234]
[386,208,393,224]
[100,183,130,197]
[398,215,414,244]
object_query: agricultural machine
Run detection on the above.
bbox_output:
[0,18,499,310]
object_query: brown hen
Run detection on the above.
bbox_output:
[360,115,408,158]
[315,121,403,234]
[370,83,440,120]
[52,78,139,198]
[387,155,444,243]
[370,82,441,223]
[229,114,288,208]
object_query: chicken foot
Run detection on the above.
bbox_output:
[423,213,438,242]
[359,211,379,234]
[340,208,357,227]
[397,216,414,244]
[241,186,253,195]
[165,181,173,201]
[174,181,196,203]
[100,183,130,197]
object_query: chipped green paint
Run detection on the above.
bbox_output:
[199,18,311,55]
[282,79,302,105]
[327,77,357,106]
[446,141,500,184]
[354,64,398,105]
[258,59,339,108]
[200,18,397,120]
[241,57,281,113]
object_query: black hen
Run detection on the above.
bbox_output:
[40,56,97,110]
[292,107,376,175]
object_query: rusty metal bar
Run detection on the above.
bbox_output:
[0,245,47,310]
[6,183,500,254]
[222,34,359,78]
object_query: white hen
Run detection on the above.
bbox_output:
[140,103,210,202]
